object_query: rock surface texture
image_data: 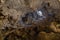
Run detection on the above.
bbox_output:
[0,0,60,40]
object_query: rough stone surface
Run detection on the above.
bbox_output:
[0,0,60,40]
